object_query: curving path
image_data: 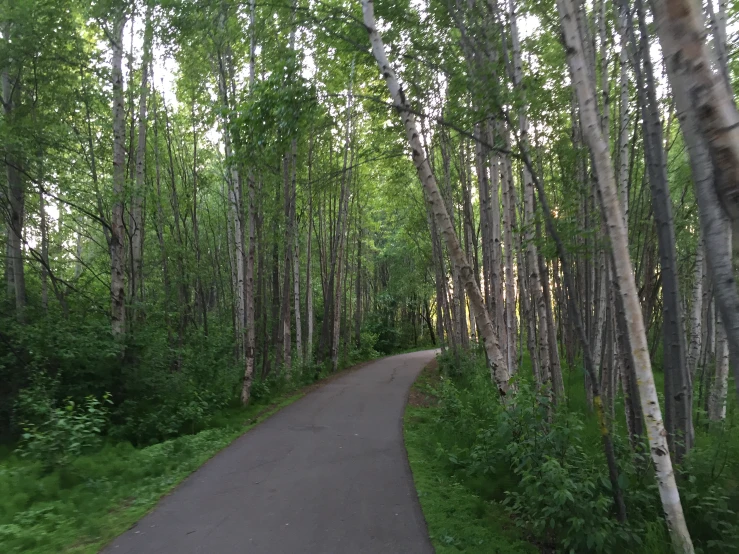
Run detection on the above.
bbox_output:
[103,350,436,554]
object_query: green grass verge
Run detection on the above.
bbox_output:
[0,392,301,554]
[403,361,537,554]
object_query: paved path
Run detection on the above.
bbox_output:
[103,350,436,554]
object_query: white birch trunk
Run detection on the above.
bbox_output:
[510,0,551,387]
[241,0,257,403]
[687,240,704,376]
[110,12,127,339]
[501,142,518,375]
[556,0,694,549]
[291,140,302,365]
[305,136,314,363]
[616,6,630,223]
[709,311,729,420]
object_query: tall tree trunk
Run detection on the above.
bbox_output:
[501,145,518,374]
[707,217,731,420]
[510,0,550,387]
[38,182,48,312]
[192,105,207,334]
[218,40,246,358]
[616,4,630,222]
[291,140,302,367]
[305,134,314,363]
[281,153,292,371]
[355,203,362,348]
[630,0,693,459]
[332,140,352,372]
[687,239,704,377]
[362,0,510,395]
[474,124,493,314]
[486,126,505,340]
[110,12,127,340]
[242,0,257,402]
[555,0,694,549]
[152,93,172,337]
[709,310,729,420]
[330,65,354,371]
[131,5,152,315]
[2,57,25,321]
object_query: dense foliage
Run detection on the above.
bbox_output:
[406,351,739,553]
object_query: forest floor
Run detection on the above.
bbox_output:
[0,348,435,554]
[404,359,538,554]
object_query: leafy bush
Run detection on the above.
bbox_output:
[18,393,112,469]
[356,331,381,360]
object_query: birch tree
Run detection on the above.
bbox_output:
[555,0,694,548]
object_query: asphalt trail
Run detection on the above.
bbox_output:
[103,350,437,554]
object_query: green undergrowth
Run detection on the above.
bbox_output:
[0,348,428,554]
[404,349,739,553]
[404,360,537,554]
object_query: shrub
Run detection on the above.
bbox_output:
[18,393,112,469]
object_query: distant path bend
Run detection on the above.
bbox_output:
[104,350,436,554]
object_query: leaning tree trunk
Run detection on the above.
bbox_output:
[361,0,510,395]
[655,0,739,404]
[649,0,739,221]
[556,0,694,549]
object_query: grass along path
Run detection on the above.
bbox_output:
[403,358,537,553]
